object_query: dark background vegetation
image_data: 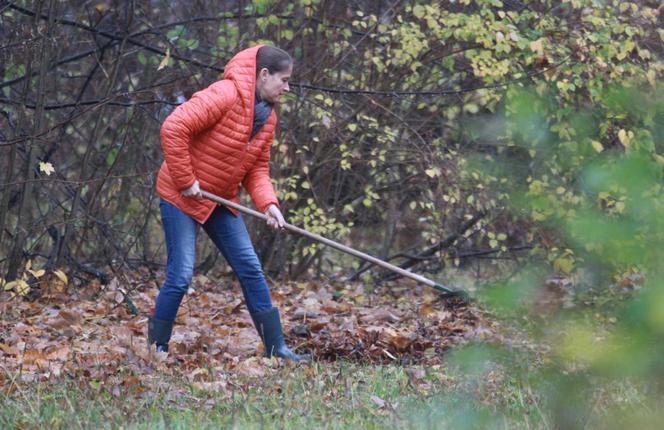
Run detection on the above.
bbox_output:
[1,0,599,284]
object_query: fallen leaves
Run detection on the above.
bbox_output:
[0,268,490,396]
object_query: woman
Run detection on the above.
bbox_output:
[148,45,306,361]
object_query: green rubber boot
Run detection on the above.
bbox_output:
[250,307,309,362]
[148,316,173,353]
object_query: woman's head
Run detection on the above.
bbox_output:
[255,46,293,104]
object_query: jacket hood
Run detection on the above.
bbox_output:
[223,44,264,112]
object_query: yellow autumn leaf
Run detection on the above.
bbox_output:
[637,48,650,60]
[532,211,547,221]
[28,269,46,278]
[158,47,171,71]
[412,4,425,18]
[464,103,479,114]
[647,69,656,88]
[95,2,109,13]
[15,279,30,296]
[653,153,664,168]
[39,161,55,176]
[554,257,575,274]
[618,129,634,147]
[529,38,544,55]
[591,140,604,153]
[54,269,68,284]
[5,279,30,295]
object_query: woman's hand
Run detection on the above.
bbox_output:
[182,180,203,199]
[265,204,286,230]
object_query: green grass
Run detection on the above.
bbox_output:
[0,361,535,429]
[1,361,658,429]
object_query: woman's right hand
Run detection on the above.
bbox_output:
[182,180,203,199]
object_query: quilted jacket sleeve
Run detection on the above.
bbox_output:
[243,133,280,213]
[160,80,236,191]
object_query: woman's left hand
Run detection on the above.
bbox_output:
[265,204,286,231]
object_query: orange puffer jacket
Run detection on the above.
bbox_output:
[156,45,279,223]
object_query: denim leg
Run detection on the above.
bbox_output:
[153,199,198,322]
[203,205,273,314]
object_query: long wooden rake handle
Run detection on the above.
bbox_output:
[201,190,467,298]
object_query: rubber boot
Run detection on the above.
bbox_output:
[148,316,173,353]
[250,307,309,362]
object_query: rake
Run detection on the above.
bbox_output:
[201,190,469,301]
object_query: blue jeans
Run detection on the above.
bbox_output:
[153,198,273,322]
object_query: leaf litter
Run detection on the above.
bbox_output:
[0,268,492,397]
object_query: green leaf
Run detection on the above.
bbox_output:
[166,26,184,42]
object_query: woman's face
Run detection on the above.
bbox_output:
[256,65,292,104]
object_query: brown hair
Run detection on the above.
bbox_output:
[256,46,292,76]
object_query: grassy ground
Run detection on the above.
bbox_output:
[4,359,658,429]
[2,361,549,429]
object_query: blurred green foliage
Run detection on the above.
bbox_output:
[456,81,663,430]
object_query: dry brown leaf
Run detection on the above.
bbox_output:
[389,333,413,351]
[0,343,18,356]
[360,308,401,323]
[370,395,387,408]
[46,346,70,361]
[224,299,244,315]
[236,357,265,377]
[418,303,435,317]
[59,309,82,325]
[293,307,320,319]
[21,350,47,365]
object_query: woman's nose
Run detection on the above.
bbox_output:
[284,82,290,92]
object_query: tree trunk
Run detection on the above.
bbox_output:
[7,0,54,279]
